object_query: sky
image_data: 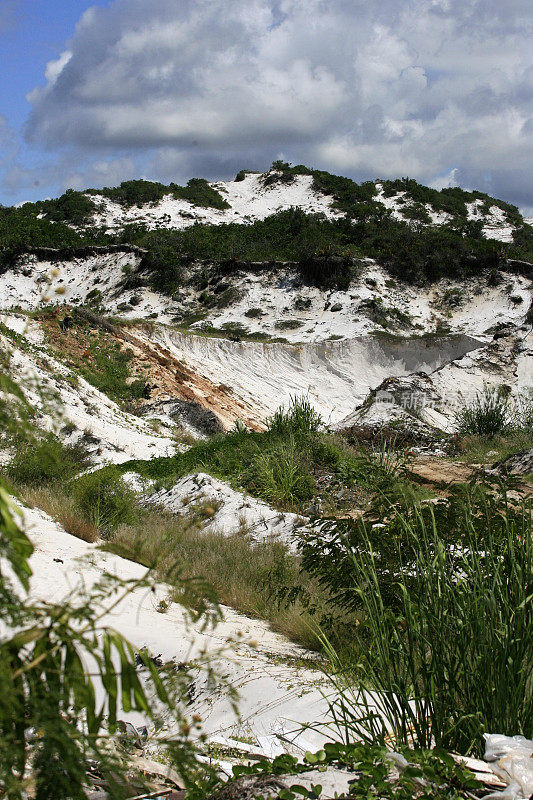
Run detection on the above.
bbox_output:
[1,0,532,212]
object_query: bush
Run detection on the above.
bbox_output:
[2,163,526,287]
[455,386,511,436]
[94,177,229,210]
[298,252,355,290]
[36,189,97,226]
[268,396,323,436]
[114,399,376,515]
[6,433,90,486]
[72,469,137,536]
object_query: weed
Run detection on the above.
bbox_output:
[369,435,410,477]
[253,442,315,505]
[458,429,533,464]
[268,396,323,436]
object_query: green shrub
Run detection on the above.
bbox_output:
[6,433,89,486]
[112,400,378,514]
[72,468,136,536]
[400,203,432,224]
[274,319,303,330]
[36,189,97,226]
[268,396,323,436]
[298,252,355,290]
[94,177,229,210]
[455,386,511,436]
[175,177,230,210]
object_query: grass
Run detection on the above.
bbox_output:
[455,386,512,437]
[77,340,146,404]
[8,465,330,648]
[5,431,90,486]
[111,398,422,514]
[298,485,533,755]
[15,484,98,542]
[105,506,329,650]
[455,387,533,462]
[1,419,339,649]
[6,396,533,751]
[458,429,533,463]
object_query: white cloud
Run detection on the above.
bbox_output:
[17,0,533,207]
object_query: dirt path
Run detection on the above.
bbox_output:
[407,456,533,498]
[406,457,476,486]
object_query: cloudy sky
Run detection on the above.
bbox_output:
[1,0,532,210]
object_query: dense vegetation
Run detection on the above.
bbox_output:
[1,162,532,292]
[93,177,230,210]
[0,204,97,267]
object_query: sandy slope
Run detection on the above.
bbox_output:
[141,325,483,426]
[1,320,176,465]
[21,504,351,753]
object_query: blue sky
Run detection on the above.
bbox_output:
[1,0,532,212]
[0,0,109,202]
[0,2,100,128]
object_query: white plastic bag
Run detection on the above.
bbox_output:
[483,734,533,800]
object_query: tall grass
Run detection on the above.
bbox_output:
[254,439,315,504]
[370,434,410,477]
[458,429,533,464]
[18,485,98,543]
[318,489,533,755]
[268,395,323,436]
[71,468,137,537]
[455,386,511,437]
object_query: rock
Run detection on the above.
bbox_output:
[337,373,450,445]
[492,448,533,475]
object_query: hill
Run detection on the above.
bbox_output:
[1,163,532,796]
